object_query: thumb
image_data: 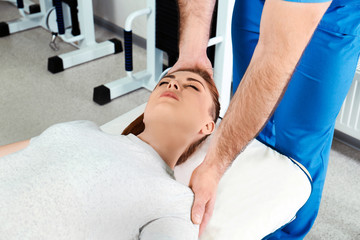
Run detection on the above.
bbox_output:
[191,194,207,225]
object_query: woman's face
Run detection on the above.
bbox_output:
[143,70,214,137]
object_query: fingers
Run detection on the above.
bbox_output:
[190,182,217,237]
[168,63,182,74]
[199,198,215,236]
[189,162,220,236]
[168,55,214,77]
[204,67,214,79]
[191,193,207,225]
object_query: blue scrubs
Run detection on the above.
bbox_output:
[231,0,360,239]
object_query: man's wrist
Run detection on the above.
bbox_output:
[178,38,209,60]
[172,51,213,77]
[201,154,227,182]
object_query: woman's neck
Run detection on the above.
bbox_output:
[137,125,193,169]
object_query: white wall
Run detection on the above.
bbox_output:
[92,0,147,39]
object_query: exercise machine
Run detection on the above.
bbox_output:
[0,0,41,15]
[0,0,45,35]
[0,0,122,74]
[93,0,234,118]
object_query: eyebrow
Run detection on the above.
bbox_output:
[162,74,205,90]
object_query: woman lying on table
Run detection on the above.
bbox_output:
[0,69,220,240]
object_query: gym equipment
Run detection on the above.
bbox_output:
[0,0,41,15]
[0,0,44,37]
[0,0,122,74]
[93,0,234,118]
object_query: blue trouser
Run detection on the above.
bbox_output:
[231,0,360,239]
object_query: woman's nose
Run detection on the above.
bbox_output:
[167,81,179,90]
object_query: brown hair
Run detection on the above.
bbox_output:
[122,68,220,165]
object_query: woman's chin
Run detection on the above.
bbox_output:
[151,102,180,114]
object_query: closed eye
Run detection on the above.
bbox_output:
[159,81,168,86]
[187,85,199,91]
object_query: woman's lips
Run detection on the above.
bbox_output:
[160,91,179,101]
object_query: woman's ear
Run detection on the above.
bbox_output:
[199,121,215,135]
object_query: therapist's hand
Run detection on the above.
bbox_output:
[169,53,213,78]
[189,161,221,236]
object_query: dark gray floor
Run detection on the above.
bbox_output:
[1,2,359,239]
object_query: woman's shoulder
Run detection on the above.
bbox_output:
[154,177,195,211]
[46,120,98,131]
[140,179,197,238]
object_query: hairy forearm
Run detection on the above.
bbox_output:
[203,0,331,176]
[205,47,294,174]
[177,0,216,58]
